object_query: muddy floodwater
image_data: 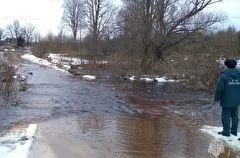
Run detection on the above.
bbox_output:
[1,61,240,158]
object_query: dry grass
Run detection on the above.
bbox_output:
[0,52,21,98]
[106,52,172,78]
[106,52,142,77]
[32,41,71,58]
[32,41,108,63]
[32,41,220,91]
[165,51,220,91]
[32,37,237,91]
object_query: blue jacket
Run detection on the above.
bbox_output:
[214,68,240,108]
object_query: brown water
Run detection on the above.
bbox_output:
[1,61,239,157]
[31,115,238,158]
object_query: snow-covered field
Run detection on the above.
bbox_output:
[201,125,240,156]
[0,124,38,158]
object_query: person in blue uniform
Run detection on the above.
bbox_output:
[214,59,240,137]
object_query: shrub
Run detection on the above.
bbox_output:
[0,53,20,98]
[17,36,25,47]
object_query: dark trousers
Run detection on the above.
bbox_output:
[221,107,239,134]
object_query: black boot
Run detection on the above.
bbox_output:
[218,131,230,137]
[230,131,237,136]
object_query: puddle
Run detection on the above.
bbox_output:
[30,115,231,158]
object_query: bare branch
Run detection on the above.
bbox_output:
[119,0,225,59]
[0,28,4,40]
[62,0,86,42]
[85,0,116,53]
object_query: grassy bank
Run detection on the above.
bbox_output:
[31,29,240,91]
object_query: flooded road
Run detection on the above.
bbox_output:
[1,61,239,157]
[30,116,211,158]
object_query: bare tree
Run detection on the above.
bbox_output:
[0,28,4,40]
[33,31,41,43]
[21,24,35,45]
[46,32,55,41]
[6,20,22,38]
[62,0,86,42]
[13,20,21,38]
[119,0,224,61]
[86,0,116,53]
[6,25,14,38]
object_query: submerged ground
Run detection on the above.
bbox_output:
[0,58,240,158]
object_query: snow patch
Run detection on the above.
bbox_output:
[140,78,154,83]
[140,77,178,83]
[0,124,38,158]
[129,76,136,81]
[201,125,240,152]
[21,76,26,79]
[48,53,86,66]
[21,54,68,73]
[62,64,71,70]
[83,75,96,80]
[154,77,176,82]
[48,53,107,66]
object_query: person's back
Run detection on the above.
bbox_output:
[215,68,240,108]
[215,59,240,137]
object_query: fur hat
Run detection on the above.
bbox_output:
[224,59,237,69]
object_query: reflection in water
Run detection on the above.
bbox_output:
[114,116,210,158]
[37,115,219,158]
[78,116,105,133]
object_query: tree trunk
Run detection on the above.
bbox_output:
[155,47,164,60]
[141,45,149,73]
[73,31,77,43]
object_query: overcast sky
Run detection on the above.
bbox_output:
[207,0,240,30]
[0,0,239,36]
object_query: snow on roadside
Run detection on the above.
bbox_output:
[201,125,240,154]
[48,53,107,66]
[22,53,178,83]
[154,77,176,82]
[0,124,38,158]
[129,76,136,81]
[140,77,178,83]
[140,78,154,83]
[22,54,98,82]
[83,75,96,80]
[21,54,68,73]
[48,53,87,66]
